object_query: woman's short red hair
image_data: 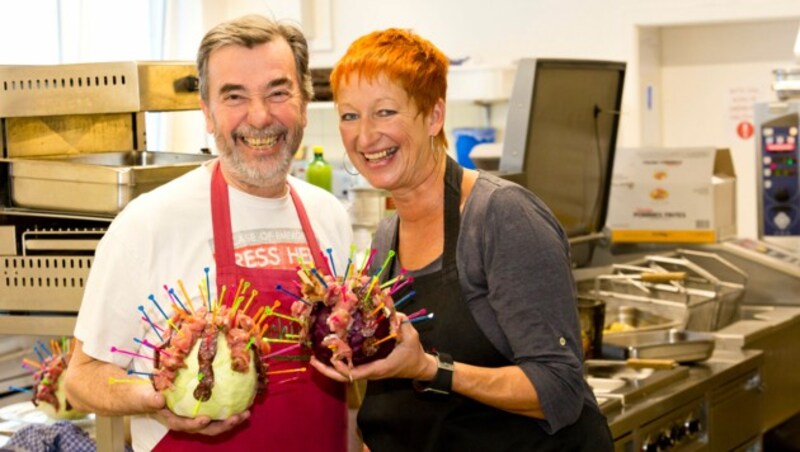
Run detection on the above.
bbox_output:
[331,28,449,150]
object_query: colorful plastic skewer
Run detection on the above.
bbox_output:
[325,248,337,277]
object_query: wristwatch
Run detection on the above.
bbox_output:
[412,352,454,395]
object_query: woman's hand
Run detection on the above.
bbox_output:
[310,315,438,383]
[156,408,250,436]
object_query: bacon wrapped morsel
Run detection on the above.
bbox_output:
[293,267,403,368]
[32,348,88,420]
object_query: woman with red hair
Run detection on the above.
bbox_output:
[313,28,612,451]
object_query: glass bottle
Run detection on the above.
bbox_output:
[306,145,333,192]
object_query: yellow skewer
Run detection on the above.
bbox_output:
[263,338,302,344]
[108,377,150,385]
[296,269,313,286]
[266,367,307,375]
[380,275,400,289]
[199,283,210,310]
[217,285,228,309]
[240,289,259,316]
[372,333,397,347]
[177,279,195,314]
[22,358,42,369]
[369,303,385,317]
[263,308,303,324]
[231,278,247,308]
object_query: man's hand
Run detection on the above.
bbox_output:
[156,409,251,435]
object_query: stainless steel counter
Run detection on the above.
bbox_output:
[715,305,800,433]
[592,348,763,450]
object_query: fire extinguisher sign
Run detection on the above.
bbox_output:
[737,121,754,140]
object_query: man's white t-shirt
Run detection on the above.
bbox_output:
[73,162,353,451]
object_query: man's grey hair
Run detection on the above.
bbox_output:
[197,14,314,103]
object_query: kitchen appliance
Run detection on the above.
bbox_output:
[1,61,210,450]
[577,297,605,360]
[498,58,626,267]
[586,350,764,451]
[601,328,715,363]
[754,100,800,240]
[586,249,747,332]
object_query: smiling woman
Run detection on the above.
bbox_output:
[311,28,615,452]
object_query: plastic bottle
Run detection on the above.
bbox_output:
[306,145,333,192]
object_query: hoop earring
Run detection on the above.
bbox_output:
[343,155,359,176]
[430,136,442,164]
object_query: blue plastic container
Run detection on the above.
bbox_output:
[452,127,496,169]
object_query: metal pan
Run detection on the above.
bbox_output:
[601,328,715,363]
[3,150,212,215]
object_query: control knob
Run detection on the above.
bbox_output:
[656,431,673,449]
[641,440,659,452]
[671,424,686,443]
[685,418,701,436]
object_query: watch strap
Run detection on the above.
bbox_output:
[413,352,454,395]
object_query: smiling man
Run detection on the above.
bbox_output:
[65,15,352,451]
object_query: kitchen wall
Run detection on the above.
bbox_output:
[3,0,800,238]
[310,0,800,239]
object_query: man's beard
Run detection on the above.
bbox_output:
[215,124,303,190]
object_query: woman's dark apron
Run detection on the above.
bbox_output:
[154,163,347,451]
[357,157,612,451]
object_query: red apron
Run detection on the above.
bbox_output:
[154,163,347,451]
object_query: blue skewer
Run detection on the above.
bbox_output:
[204,267,211,309]
[36,340,52,356]
[138,305,164,342]
[310,268,328,288]
[168,288,190,314]
[342,258,352,282]
[275,284,311,306]
[393,290,417,310]
[32,345,44,362]
[326,248,337,277]
[8,386,33,394]
[409,313,434,324]
[127,369,155,377]
[148,294,170,321]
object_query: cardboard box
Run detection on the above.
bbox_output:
[607,147,737,243]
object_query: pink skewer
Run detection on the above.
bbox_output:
[141,318,166,333]
[406,308,428,321]
[358,248,377,276]
[262,343,302,359]
[390,269,408,291]
[110,346,154,361]
[390,276,414,295]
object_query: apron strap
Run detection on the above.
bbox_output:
[211,161,235,268]
[442,156,463,270]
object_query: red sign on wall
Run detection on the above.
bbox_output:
[736,121,754,140]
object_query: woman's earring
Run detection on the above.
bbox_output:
[343,155,359,176]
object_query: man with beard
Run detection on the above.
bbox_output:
[65,15,352,451]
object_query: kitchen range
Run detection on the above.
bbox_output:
[576,241,800,451]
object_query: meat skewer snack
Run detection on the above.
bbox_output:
[28,338,88,421]
[291,249,408,368]
[128,274,276,420]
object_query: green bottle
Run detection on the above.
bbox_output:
[306,145,333,192]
